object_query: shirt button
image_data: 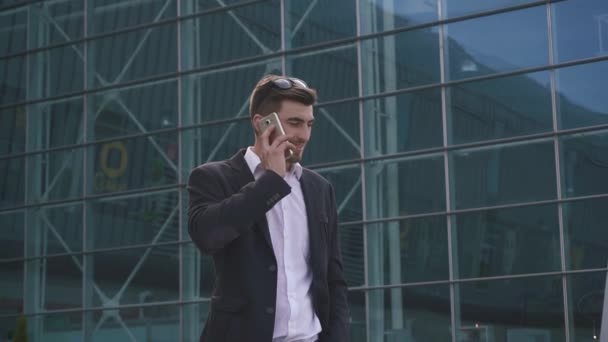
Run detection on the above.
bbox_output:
[268,264,276,272]
[265,307,275,314]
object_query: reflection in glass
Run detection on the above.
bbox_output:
[317,164,363,223]
[181,301,211,342]
[348,290,366,342]
[454,204,560,279]
[361,28,440,95]
[0,56,25,105]
[561,131,608,198]
[90,0,175,34]
[556,61,608,129]
[0,157,25,209]
[46,0,84,45]
[28,44,84,100]
[564,197,608,270]
[339,225,364,287]
[568,271,606,342]
[448,71,553,145]
[0,211,23,260]
[0,8,26,56]
[192,120,254,164]
[365,155,446,219]
[445,6,548,81]
[451,140,556,209]
[28,254,83,311]
[40,204,83,255]
[457,276,565,342]
[0,107,25,156]
[444,0,537,18]
[286,0,356,47]
[359,0,437,34]
[27,148,83,203]
[29,97,83,150]
[0,261,23,315]
[363,88,442,155]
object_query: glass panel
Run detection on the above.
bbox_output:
[86,304,179,342]
[0,261,23,315]
[348,290,366,342]
[552,0,608,63]
[444,0,538,18]
[27,97,83,151]
[27,254,83,311]
[366,284,452,342]
[445,6,549,81]
[367,216,449,284]
[317,164,363,223]
[181,243,214,299]
[288,44,358,103]
[0,56,25,105]
[456,276,566,342]
[451,140,557,209]
[40,204,83,255]
[561,130,608,198]
[361,28,440,95]
[454,204,561,279]
[89,133,179,194]
[91,80,177,141]
[46,0,84,45]
[304,101,360,165]
[88,190,179,250]
[0,7,26,56]
[365,154,446,219]
[0,156,25,209]
[0,211,23,259]
[90,0,176,34]
[556,61,608,130]
[87,245,179,308]
[340,225,364,287]
[184,1,280,68]
[89,24,177,88]
[27,44,84,100]
[568,271,606,342]
[564,197,608,270]
[181,301,211,342]
[363,88,443,155]
[286,0,356,48]
[359,0,438,34]
[189,120,254,164]
[27,148,83,203]
[191,0,250,11]
[0,106,25,156]
[448,71,553,145]
[0,312,82,341]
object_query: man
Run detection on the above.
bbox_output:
[187,75,350,342]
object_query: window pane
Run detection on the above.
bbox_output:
[317,164,363,223]
[286,0,356,47]
[27,97,83,152]
[451,140,557,209]
[91,80,177,142]
[564,197,608,270]
[181,301,211,342]
[0,261,23,315]
[0,56,25,106]
[359,0,438,34]
[363,88,443,155]
[0,7,26,56]
[26,254,82,311]
[348,290,366,342]
[0,211,23,260]
[367,216,449,284]
[444,0,537,18]
[46,0,84,45]
[89,24,177,88]
[0,106,25,156]
[288,44,358,103]
[568,271,606,342]
[561,130,608,198]
[552,0,608,63]
[340,225,364,287]
[365,155,446,219]
[39,204,83,255]
[188,120,254,165]
[448,71,553,145]
[89,133,178,194]
[361,28,440,95]
[12,312,82,341]
[457,276,566,342]
[556,61,608,130]
[366,284,452,342]
[27,44,84,101]
[27,148,83,203]
[88,191,179,250]
[181,243,214,299]
[90,0,176,34]
[454,204,561,279]
[0,156,25,209]
[191,0,250,11]
[445,6,548,81]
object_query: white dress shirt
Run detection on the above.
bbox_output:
[244,147,321,342]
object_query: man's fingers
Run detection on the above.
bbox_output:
[270,133,291,149]
[260,125,275,148]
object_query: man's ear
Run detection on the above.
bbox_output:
[252,114,262,135]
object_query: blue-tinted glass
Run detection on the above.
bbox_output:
[561,130,608,198]
[0,157,24,209]
[0,56,25,105]
[88,191,179,250]
[454,204,561,279]
[448,71,553,145]
[552,0,608,63]
[37,312,82,340]
[90,0,176,34]
[192,0,250,11]
[304,101,360,165]
[286,0,356,47]
[40,204,83,255]
[348,290,366,342]
[190,120,254,164]
[288,44,358,102]
[360,0,438,34]
[27,149,83,203]
[457,276,565,342]
[361,28,440,95]
[91,80,177,141]
[568,271,606,342]
[182,243,214,298]
[0,211,23,260]
[556,61,608,129]
[27,44,84,101]
[444,0,538,18]
[182,302,211,342]
[90,24,176,88]
[28,97,83,151]
[316,164,363,223]
[564,198,608,270]
[451,140,557,209]
[339,225,364,286]
[365,155,446,219]
[86,304,178,340]
[27,255,82,311]
[0,7,26,56]
[363,88,443,155]
[367,216,449,284]
[46,0,84,45]
[0,106,25,156]
[445,6,549,81]
[89,133,178,195]
[0,261,23,315]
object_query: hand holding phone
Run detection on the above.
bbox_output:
[258,112,294,159]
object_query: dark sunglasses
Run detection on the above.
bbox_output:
[268,77,308,89]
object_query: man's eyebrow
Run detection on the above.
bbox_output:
[286,117,315,123]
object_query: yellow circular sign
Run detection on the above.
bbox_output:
[100,142,128,178]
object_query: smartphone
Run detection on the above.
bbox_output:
[258,112,294,159]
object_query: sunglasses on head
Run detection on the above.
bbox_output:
[268,77,308,89]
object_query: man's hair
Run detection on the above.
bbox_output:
[249,75,317,118]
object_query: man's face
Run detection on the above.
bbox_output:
[276,99,315,163]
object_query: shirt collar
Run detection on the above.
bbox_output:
[244,147,302,180]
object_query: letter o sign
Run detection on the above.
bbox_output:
[100,142,128,178]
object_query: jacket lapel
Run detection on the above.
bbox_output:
[300,170,322,277]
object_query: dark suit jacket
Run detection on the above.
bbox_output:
[187,149,350,342]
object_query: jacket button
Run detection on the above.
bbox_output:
[268,265,276,272]
[265,307,275,314]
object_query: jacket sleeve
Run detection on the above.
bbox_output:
[187,165,291,255]
[324,183,351,342]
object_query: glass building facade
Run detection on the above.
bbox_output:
[1,0,607,341]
